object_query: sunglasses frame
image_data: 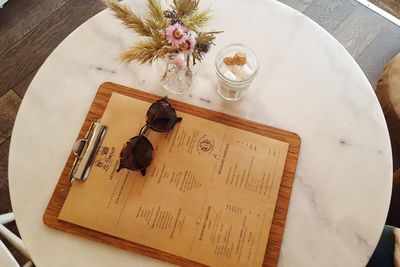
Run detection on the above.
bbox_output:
[117,97,182,176]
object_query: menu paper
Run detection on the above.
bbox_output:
[59,93,289,267]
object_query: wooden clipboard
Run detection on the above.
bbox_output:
[43,82,301,267]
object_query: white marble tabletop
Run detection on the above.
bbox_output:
[8,0,392,266]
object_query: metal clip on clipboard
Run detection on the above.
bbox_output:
[69,120,107,183]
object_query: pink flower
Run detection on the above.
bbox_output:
[173,53,185,68]
[166,23,185,47]
[179,34,196,53]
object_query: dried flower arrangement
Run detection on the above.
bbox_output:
[104,0,222,68]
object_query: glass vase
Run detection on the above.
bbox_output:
[159,53,194,94]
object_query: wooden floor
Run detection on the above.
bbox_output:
[1,0,400,265]
[370,0,400,19]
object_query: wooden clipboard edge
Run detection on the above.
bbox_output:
[43,82,301,267]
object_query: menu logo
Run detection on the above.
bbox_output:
[94,146,116,172]
[197,135,214,154]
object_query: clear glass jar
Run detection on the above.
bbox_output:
[215,44,259,101]
[159,53,194,94]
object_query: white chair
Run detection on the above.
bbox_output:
[0,213,33,267]
[0,240,19,267]
[0,0,8,8]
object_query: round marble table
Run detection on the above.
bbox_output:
[8,0,392,266]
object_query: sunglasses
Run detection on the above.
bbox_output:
[117,97,182,176]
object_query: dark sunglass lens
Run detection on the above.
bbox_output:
[146,98,181,132]
[117,135,153,174]
[151,117,178,132]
